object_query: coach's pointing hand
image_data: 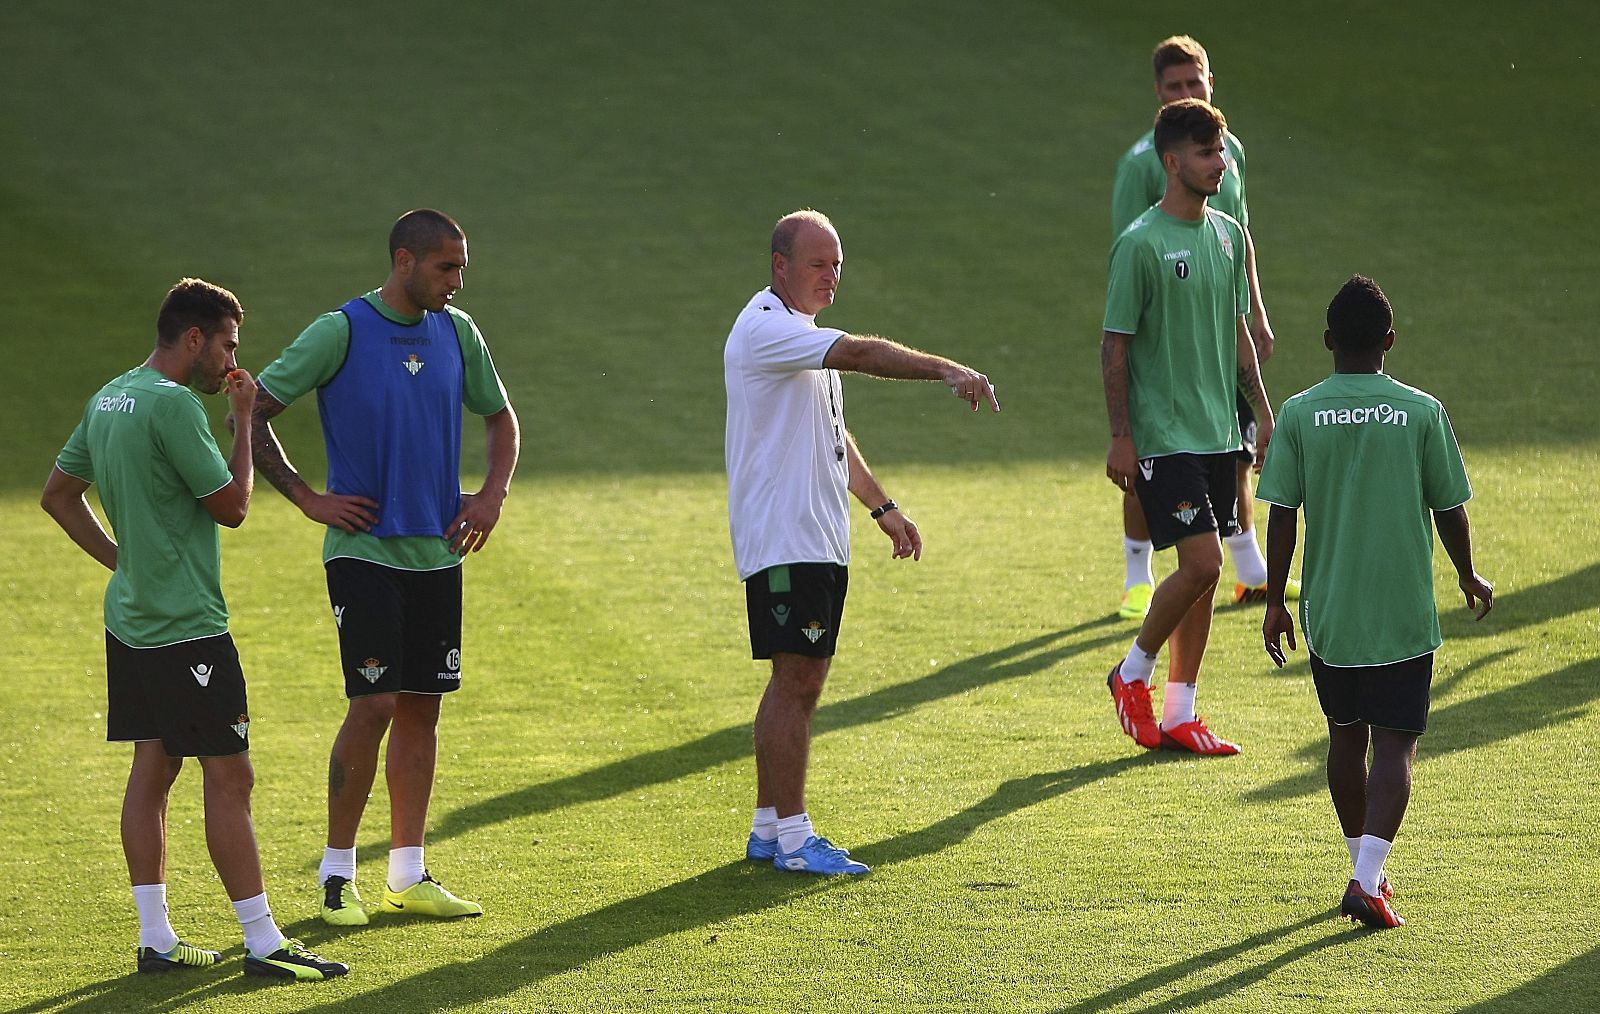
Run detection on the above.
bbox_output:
[944,366,1000,413]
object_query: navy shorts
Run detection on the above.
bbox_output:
[745,563,848,659]
[106,631,251,756]
[1133,452,1242,551]
[326,558,463,698]
[1310,651,1434,735]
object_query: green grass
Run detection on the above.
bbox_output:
[2,1,1598,1011]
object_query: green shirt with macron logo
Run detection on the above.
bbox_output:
[1256,372,1473,667]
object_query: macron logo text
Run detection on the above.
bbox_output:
[96,394,137,414]
[1313,404,1408,428]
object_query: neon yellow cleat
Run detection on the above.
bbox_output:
[243,937,349,981]
[382,872,483,918]
[320,875,368,926]
[137,940,220,973]
[1119,582,1154,619]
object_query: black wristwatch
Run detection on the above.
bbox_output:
[869,500,898,519]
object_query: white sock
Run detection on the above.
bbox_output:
[232,892,283,956]
[1161,681,1197,728]
[1354,834,1393,895]
[388,846,426,892]
[132,883,179,952]
[1123,537,1155,590]
[319,846,356,885]
[1120,641,1158,684]
[752,806,779,841]
[1345,836,1362,868]
[774,812,816,854]
[1225,530,1269,587]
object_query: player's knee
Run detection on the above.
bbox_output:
[201,755,255,801]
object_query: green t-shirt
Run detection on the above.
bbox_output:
[1111,128,1249,237]
[257,291,509,570]
[1256,372,1473,667]
[56,367,234,647]
[1103,206,1249,458]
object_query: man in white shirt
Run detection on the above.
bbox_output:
[725,209,999,875]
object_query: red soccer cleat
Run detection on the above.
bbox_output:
[1107,663,1161,749]
[1341,879,1404,928]
[1158,717,1241,756]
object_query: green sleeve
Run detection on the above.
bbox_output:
[1421,405,1473,510]
[56,408,94,482]
[1111,146,1162,237]
[1232,219,1250,317]
[1255,403,1302,507]
[157,394,232,498]
[1231,135,1250,230]
[256,311,351,406]
[451,310,510,416]
[1103,234,1152,335]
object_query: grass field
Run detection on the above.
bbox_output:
[2,2,1597,1012]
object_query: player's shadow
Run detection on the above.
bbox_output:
[1453,941,1600,1011]
[89,756,1150,1014]
[1048,910,1351,1014]
[403,618,1126,855]
[1243,650,1597,804]
[1441,560,1600,639]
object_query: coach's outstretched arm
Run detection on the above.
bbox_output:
[824,335,1000,413]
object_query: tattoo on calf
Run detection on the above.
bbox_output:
[329,755,346,797]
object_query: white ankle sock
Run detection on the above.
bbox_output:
[1354,834,1393,895]
[319,846,356,885]
[1224,530,1269,587]
[132,883,179,952]
[774,812,816,854]
[1123,537,1155,590]
[1120,641,1158,684]
[752,806,779,840]
[232,892,283,956]
[389,846,426,892]
[1161,681,1197,728]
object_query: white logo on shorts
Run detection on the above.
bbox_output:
[1139,459,1155,481]
[802,622,827,644]
[333,605,345,628]
[190,663,212,687]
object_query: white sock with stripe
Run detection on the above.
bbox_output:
[132,883,179,952]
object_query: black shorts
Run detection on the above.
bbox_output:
[1133,452,1242,551]
[326,558,463,698]
[1236,392,1257,463]
[745,563,848,659]
[106,631,251,756]
[1310,651,1434,735]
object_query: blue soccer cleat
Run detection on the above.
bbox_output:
[746,832,779,862]
[773,836,870,875]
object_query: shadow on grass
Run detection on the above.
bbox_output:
[410,618,1126,851]
[33,756,1151,1013]
[1243,651,1597,804]
[1440,561,1600,640]
[1454,941,1600,1011]
[1049,910,1351,1014]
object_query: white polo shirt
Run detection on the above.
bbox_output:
[724,287,850,581]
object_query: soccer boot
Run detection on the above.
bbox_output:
[746,832,779,862]
[1341,880,1404,928]
[773,836,870,875]
[243,937,350,980]
[1158,717,1241,756]
[1235,577,1301,605]
[382,871,483,918]
[1119,582,1154,619]
[137,940,221,973]
[1107,663,1161,749]
[320,875,368,926]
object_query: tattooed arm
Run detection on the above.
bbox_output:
[250,383,379,533]
[1235,316,1273,470]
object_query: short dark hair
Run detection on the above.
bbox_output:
[1154,98,1227,157]
[156,278,243,347]
[771,209,835,259]
[1153,35,1209,79]
[1326,275,1394,353]
[389,208,466,265]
